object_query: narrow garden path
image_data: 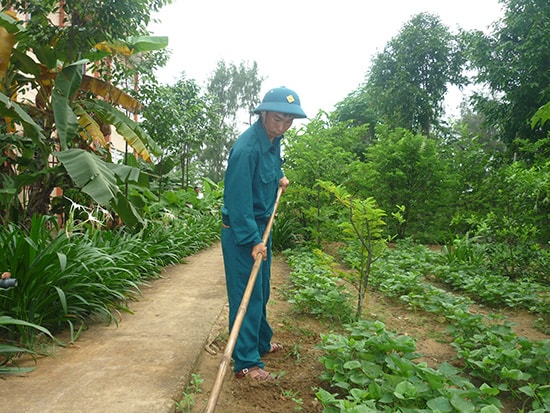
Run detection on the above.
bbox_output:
[3,243,227,413]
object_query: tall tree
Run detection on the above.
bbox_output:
[140,74,219,190]
[234,61,264,126]
[206,59,263,132]
[465,0,550,155]
[204,59,263,182]
[364,13,465,137]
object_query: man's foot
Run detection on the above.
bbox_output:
[268,343,283,354]
[235,366,273,381]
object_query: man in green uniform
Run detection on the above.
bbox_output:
[221,86,306,380]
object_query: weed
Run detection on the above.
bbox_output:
[286,342,302,362]
[271,370,287,380]
[187,373,204,394]
[281,389,304,411]
[175,373,203,412]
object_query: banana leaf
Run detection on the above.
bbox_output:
[0,91,47,148]
[85,99,162,161]
[53,63,83,150]
[55,148,145,226]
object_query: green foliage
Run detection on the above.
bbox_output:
[450,209,550,284]
[499,162,550,243]
[443,142,550,247]
[0,3,169,227]
[0,214,144,344]
[443,263,549,320]
[364,125,447,241]
[327,2,550,250]
[516,136,550,168]
[375,240,550,320]
[465,0,550,150]
[282,112,363,244]
[333,89,378,136]
[441,234,486,266]
[143,178,223,220]
[280,388,303,410]
[451,318,550,393]
[206,59,263,129]
[317,320,502,412]
[272,212,302,252]
[202,59,264,182]
[318,180,387,320]
[175,373,203,412]
[285,248,354,324]
[438,124,504,241]
[0,195,220,358]
[362,12,465,136]
[13,0,171,59]
[56,149,150,227]
[286,238,548,410]
[366,242,550,409]
[0,316,53,374]
[531,101,550,130]
[140,75,222,188]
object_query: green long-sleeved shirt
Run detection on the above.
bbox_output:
[221,119,284,246]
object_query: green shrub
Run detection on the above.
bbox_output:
[286,248,354,324]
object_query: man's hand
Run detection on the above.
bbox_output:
[279,176,290,192]
[251,242,267,261]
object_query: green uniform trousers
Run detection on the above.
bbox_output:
[221,222,273,372]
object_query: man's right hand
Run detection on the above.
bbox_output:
[252,242,267,261]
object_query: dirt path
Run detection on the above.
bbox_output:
[2,243,227,413]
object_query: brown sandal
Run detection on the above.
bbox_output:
[235,366,273,381]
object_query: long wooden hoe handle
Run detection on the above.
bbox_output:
[204,186,284,413]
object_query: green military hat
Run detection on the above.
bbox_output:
[254,86,307,119]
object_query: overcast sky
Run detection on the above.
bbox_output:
[148,0,504,124]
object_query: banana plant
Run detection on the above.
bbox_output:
[0,8,168,226]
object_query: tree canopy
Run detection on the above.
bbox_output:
[361,12,465,137]
[465,0,550,152]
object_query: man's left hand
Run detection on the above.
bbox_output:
[279,176,290,192]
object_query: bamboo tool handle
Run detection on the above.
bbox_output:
[204,186,283,413]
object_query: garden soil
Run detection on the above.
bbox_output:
[2,242,547,413]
